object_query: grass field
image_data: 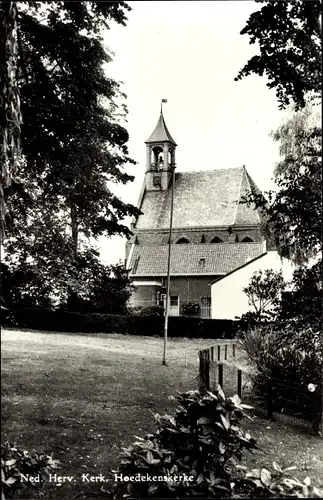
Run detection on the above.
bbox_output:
[2,328,323,499]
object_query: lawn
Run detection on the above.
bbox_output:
[1,328,323,499]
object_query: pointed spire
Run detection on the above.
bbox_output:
[145,110,177,145]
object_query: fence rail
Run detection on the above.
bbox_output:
[199,343,323,434]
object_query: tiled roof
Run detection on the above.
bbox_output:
[145,112,177,145]
[128,243,265,277]
[135,167,262,229]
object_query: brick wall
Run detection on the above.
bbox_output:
[130,275,218,316]
[130,284,159,308]
[133,227,263,246]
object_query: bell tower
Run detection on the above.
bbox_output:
[144,105,177,191]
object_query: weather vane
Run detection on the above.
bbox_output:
[161,98,168,112]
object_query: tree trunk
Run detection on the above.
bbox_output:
[70,205,78,260]
[67,204,79,311]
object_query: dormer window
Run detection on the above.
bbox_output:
[176,237,189,244]
[211,237,223,243]
[242,237,253,242]
[199,258,206,267]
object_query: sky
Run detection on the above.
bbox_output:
[98,0,292,265]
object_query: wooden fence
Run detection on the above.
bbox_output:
[199,343,323,434]
[199,342,248,397]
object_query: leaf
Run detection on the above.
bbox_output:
[146,451,154,464]
[148,483,159,496]
[4,459,16,467]
[272,461,282,473]
[219,442,226,454]
[220,414,230,431]
[4,477,17,486]
[246,468,261,479]
[283,466,297,473]
[206,391,218,400]
[197,474,204,485]
[240,403,254,410]
[197,417,211,426]
[260,468,271,487]
[230,394,241,406]
[217,385,225,401]
[209,471,216,485]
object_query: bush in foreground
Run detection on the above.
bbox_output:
[109,388,257,498]
[109,389,322,498]
[1,442,60,499]
[238,326,322,428]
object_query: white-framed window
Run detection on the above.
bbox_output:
[170,296,179,306]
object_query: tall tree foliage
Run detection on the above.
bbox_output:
[0,1,22,243]
[245,109,321,264]
[271,105,321,176]
[2,2,139,307]
[237,1,322,264]
[235,0,322,110]
[242,269,285,323]
[237,1,322,334]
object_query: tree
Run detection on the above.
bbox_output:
[244,108,321,264]
[235,0,322,110]
[242,269,286,323]
[87,262,134,315]
[279,259,322,328]
[2,2,139,306]
[271,104,321,176]
[0,1,22,243]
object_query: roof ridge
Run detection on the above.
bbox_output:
[243,169,261,224]
[178,167,244,175]
[233,168,244,225]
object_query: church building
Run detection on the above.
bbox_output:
[125,109,269,318]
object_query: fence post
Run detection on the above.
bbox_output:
[210,346,214,361]
[232,343,236,359]
[205,350,210,391]
[237,370,242,398]
[267,381,273,419]
[312,384,322,434]
[217,345,221,361]
[199,351,206,394]
[225,344,228,360]
[218,363,223,389]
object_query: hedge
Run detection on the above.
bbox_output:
[2,308,243,339]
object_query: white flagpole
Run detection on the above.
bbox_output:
[163,166,175,366]
[162,98,173,365]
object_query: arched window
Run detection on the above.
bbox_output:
[241,237,253,242]
[211,237,223,243]
[151,146,164,170]
[176,237,190,244]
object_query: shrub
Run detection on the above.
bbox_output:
[3,308,242,339]
[181,302,200,316]
[1,442,60,499]
[139,305,165,317]
[241,269,285,323]
[238,327,322,426]
[109,389,322,498]
[109,388,258,498]
[233,462,323,498]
